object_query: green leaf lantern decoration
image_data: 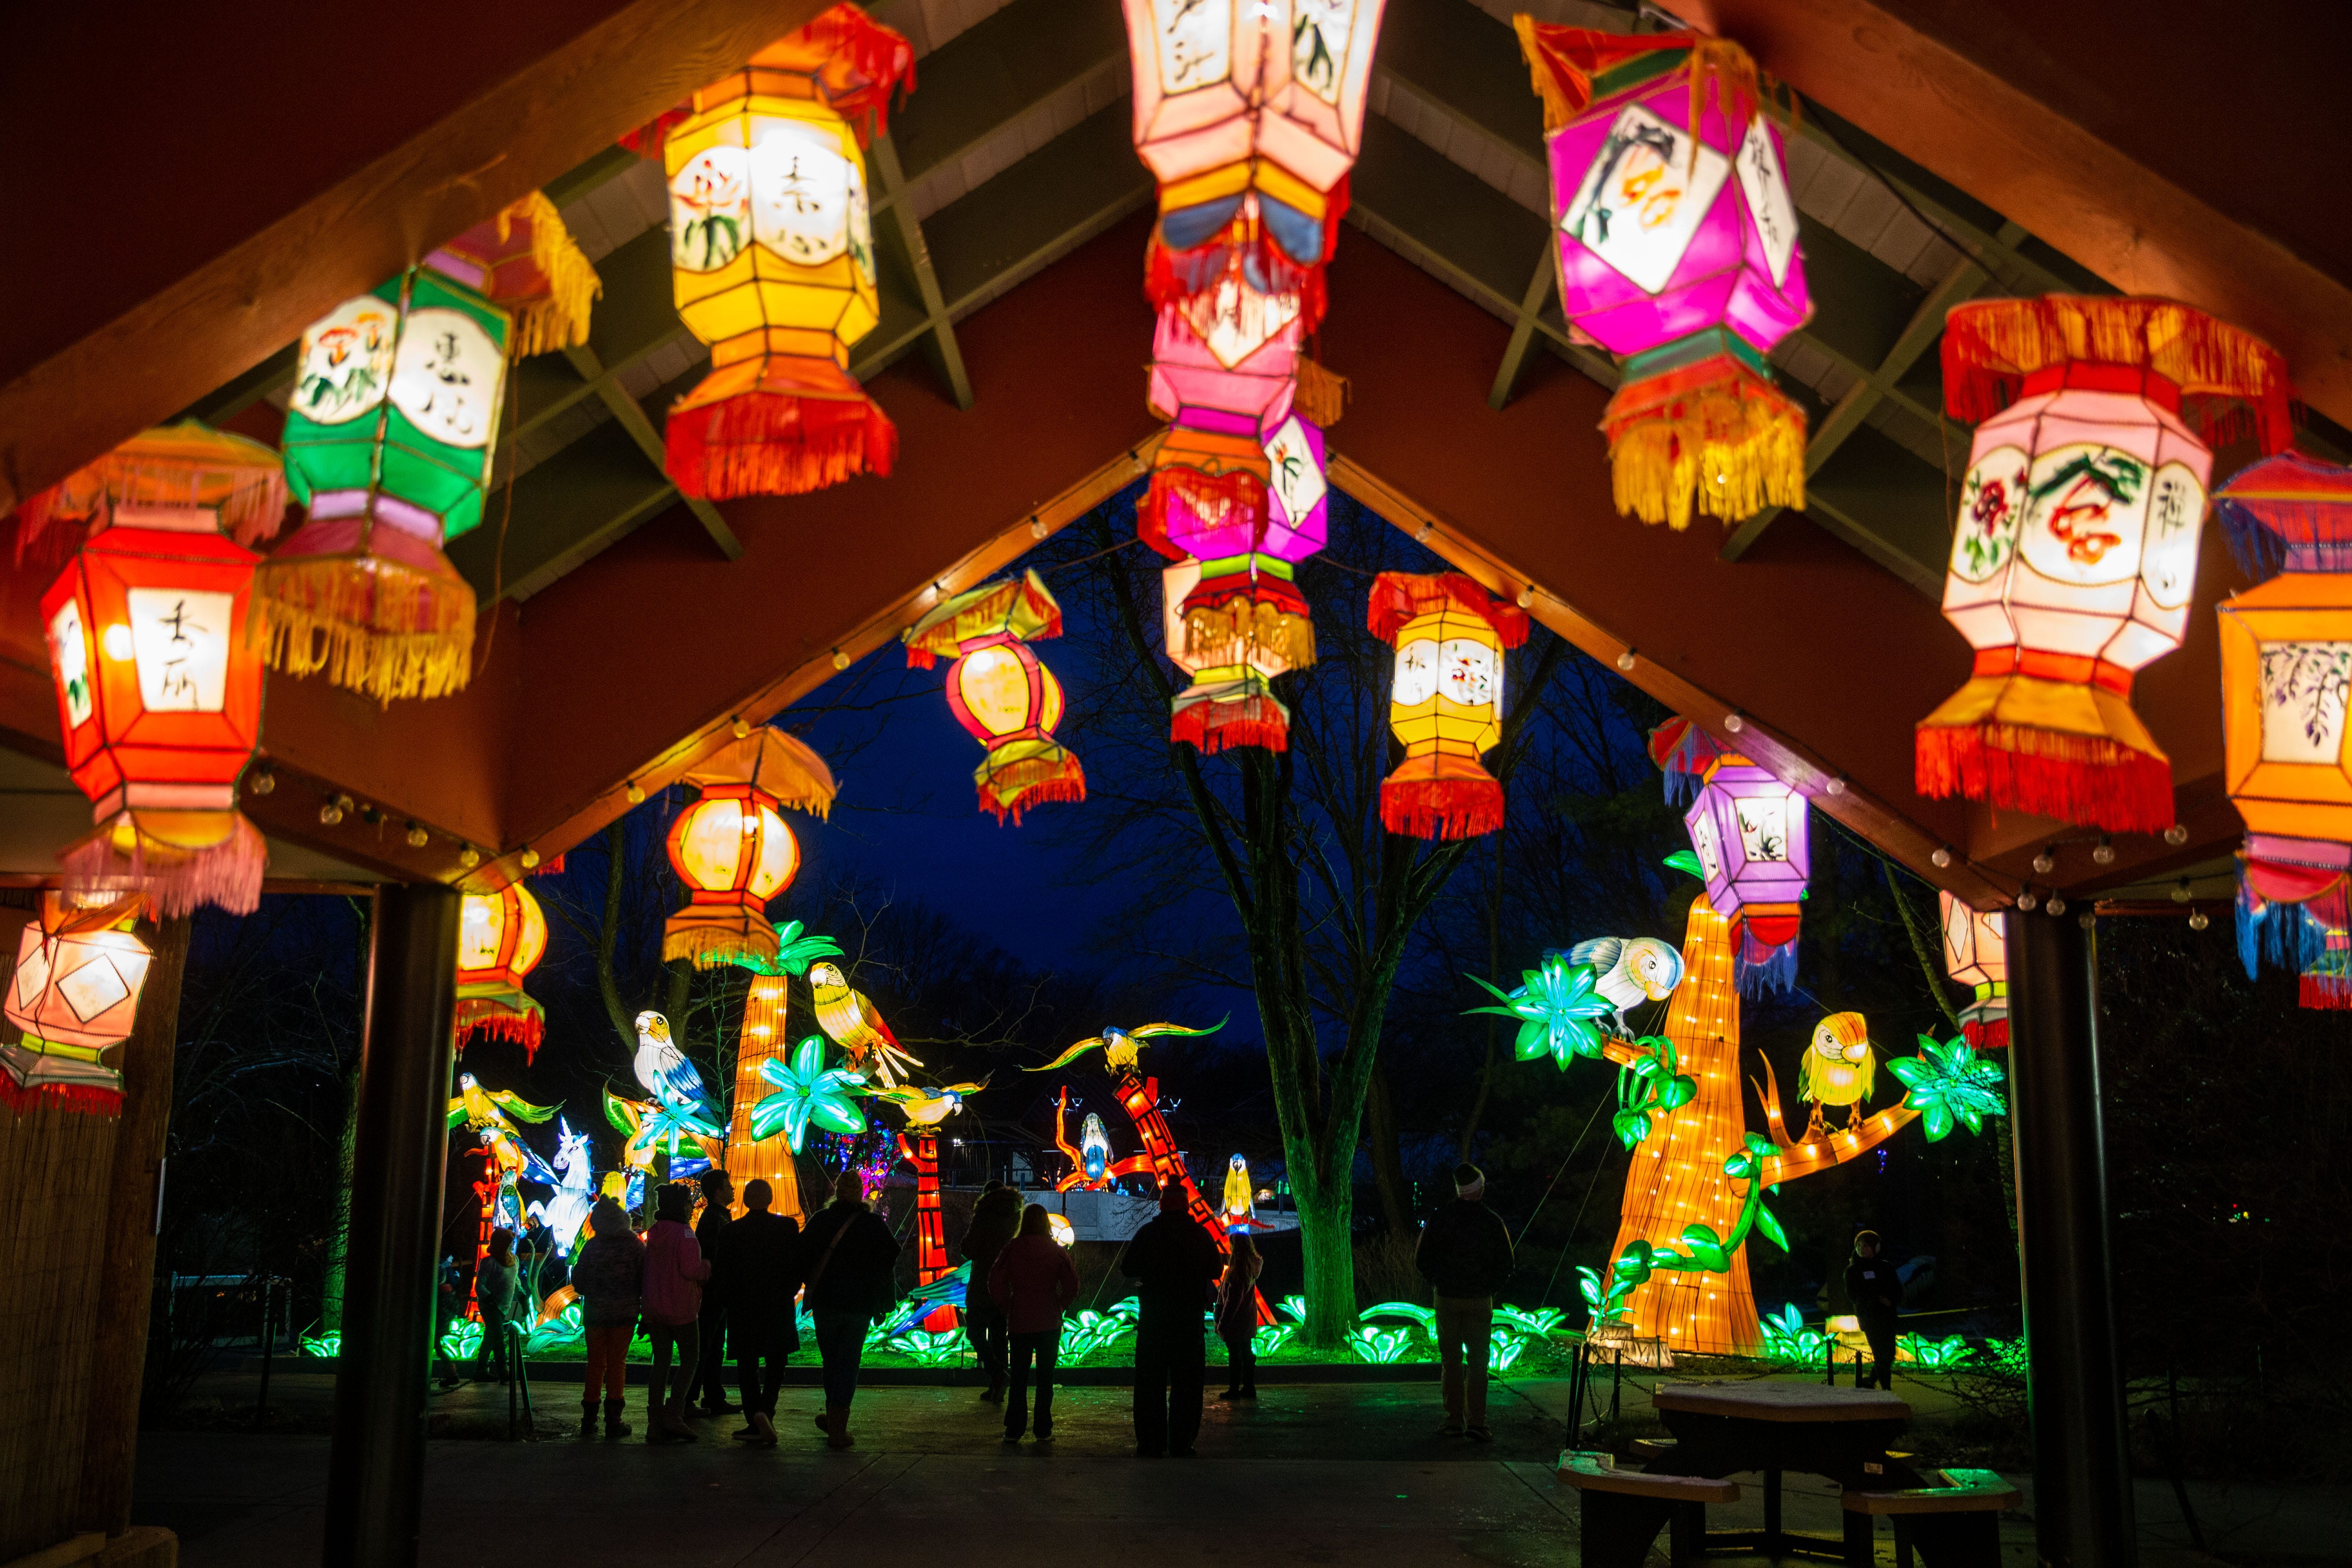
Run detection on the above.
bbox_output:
[750,1034,869,1152]
[1466,955,1614,1068]
[1885,1035,2008,1142]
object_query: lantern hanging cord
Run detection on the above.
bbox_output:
[1041,534,1145,575]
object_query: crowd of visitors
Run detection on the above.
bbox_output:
[437,1159,1531,1453]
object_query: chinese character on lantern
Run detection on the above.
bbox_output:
[1516,23,1810,529]
[903,571,1087,823]
[1919,296,2293,833]
[2214,450,2352,1009]
[1367,573,1530,839]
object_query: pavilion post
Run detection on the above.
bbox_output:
[323,885,458,1568]
[2008,911,2135,1568]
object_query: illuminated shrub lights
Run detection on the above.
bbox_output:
[2214,452,2352,1008]
[1367,572,1531,839]
[34,426,282,914]
[903,571,1086,823]
[1918,296,2292,833]
[1515,24,1809,529]
[626,6,912,498]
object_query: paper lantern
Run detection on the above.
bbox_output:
[1122,0,1385,319]
[1164,415,1330,683]
[1162,559,1292,752]
[1681,748,1810,993]
[455,881,549,1055]
[37,431,278,915]
[1938,892,2008,1049]
[4,894,152,1113]
[629,6,912,500]
[1142,281,1306,555]
[1919,297,2293,833]
[903,571,1086,823]
[1367,573,1530,838]
[2213,451,2352,1008]
[269,268,512,703]
[662,729,836,969]
[1516,24,1810,529]
[425,190,603,358]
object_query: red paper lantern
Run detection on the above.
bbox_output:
[661,727,838,969]
[455,882,549,1055]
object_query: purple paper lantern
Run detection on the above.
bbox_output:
[1682,752,1810,994]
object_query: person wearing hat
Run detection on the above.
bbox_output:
[1844,1230,1902,1390]
[1414,1162,1514,1441]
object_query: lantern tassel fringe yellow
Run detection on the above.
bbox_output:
[663,908,783,971]
[902,572,1063,669]
[496,191,603,358]
[1183,599,1317,671]
[14,421,290,562]
[251,554,475,704]
[1295,359,1350,428]
[1380,754,1506,840]
[976,744,1085,826]
[64,809,265,919]
[1603,358,1805,530]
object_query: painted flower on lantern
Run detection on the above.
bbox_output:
[1465,955,1613,1068]
[1918,295,2293,834]
[902,571,1086,823]
[750,1034,870,1153]
[1884,1036,2007,1142]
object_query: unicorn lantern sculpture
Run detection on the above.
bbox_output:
[526,1118,599,1259]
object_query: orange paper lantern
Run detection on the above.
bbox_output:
[455,882,550,1055]
[662,728,837,969]
[1367,573,1529,839]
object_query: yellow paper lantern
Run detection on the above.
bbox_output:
[1367,573,1530,838]
[454,881,549,1055]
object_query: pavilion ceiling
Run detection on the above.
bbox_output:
[3,0,2348,908]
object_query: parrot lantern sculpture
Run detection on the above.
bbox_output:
[1798,1011,1877,1140]
[807,961,925,1087]
[1559,935,1685,1032]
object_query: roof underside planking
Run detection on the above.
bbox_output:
[2,0,2348,911]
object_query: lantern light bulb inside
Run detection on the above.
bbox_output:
[520,849,540,869]
[1723,713,1744,734]
[406,823,429,848]
[1616,649,1637,672]
[101,623,134,662]
[459,847,481,869]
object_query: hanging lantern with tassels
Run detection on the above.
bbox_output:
[1161,558,1292,752]
[1515,21,1811,530]
[1681,745,1809,994]
[622,5,912,500]
[2213,451,2352,1009]
[455,881,550,1056]
[1368,573,1529,838]
[4,894,152,1113]
[32,425,282,914]
[903,570,1086,823]
[267,196,598,704]
[663,728,837,969]
[1122,0,1385,326]
[1938,892,2008,1049]
[1142,274,1304,563]
[1919,296,2293,833]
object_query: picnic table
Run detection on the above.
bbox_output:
[1644,1379,1926,1560]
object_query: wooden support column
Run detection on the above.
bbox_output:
[2009,911,2135,1568]
[323,886,458,1568]
[73,917,192,1540]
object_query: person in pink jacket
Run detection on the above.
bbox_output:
[641,1182,713,1442]
[988,1205,1080,1445]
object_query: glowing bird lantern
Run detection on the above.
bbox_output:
[663,728,837,969]
[1122,0,1386,320]
[628,6,912,500]
[2212,451,2352,1008]
[454,881,549,1055]
[34,427,280,915]
[1681,747,1810,993]
[1918,296,2293,833]
[4,894,152,1112]
[1938,892,2008,1049]
[903,571,1086,823]
[1367,573,1530,839]
[1516,23,1810,530]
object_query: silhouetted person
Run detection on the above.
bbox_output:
[571,1197,644,1438]
[1415,1162,1514,1442]
[473,1228,518,1383]
[642,1182,712,1442]
[716,1177,801,1445]
[961,1184,1022,1402]
[799,1170,900,1449]
[990,1203,1079,1444]
[431,1257,466,1392]
[1845,1230,1902,1390]
[1216,1232,1264,1400]
[687,1168,736,1417]
[1123,1184,1223,1457]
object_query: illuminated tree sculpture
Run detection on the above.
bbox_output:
[722,921,845,1220]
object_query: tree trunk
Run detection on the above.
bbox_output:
[1293,1165,1357,1349]
[1364,1063,1414,1240]
[595,821,634,1052]
[322,1063,361,1329]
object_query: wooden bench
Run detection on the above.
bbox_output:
[1841,1469,2019,1568]
[1558,1450,1740,1568]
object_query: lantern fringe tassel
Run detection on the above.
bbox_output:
[64,810,265,918]
[252,553,476,704]
[1183,594,1317,671]
[976,744,1086,826]
[1295,358,1350,427]
[665,356,898,500]
[497,191,603,357]
[1960,1016,2010,1051]
[455,995,546,1059]
[12,421,290,561]
[1141,465,1269,556]
[663,909,783,971]
[1603,355,1805,529]
[1145,235,1330,338]
[1915,713,2175,835]
[1171,678,1290,754]
[2238,874,2352,1010]
[902,572,1062,669]
[0,1073,122,1117]
[1380,755,1505,840]
[1735,931,1798,996]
